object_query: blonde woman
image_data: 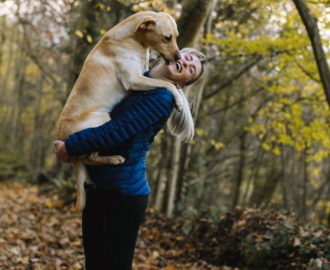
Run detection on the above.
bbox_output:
[55,48,206,270]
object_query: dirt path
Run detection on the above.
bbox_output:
[0,182,229,270]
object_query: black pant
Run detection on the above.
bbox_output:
[82,186,148,270]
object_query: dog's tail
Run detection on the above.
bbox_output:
[73,161,88,212]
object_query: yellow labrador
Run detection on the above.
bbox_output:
[55,11,182,212]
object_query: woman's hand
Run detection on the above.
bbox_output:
[54,140,78,163]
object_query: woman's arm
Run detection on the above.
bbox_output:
[64,89,174,156]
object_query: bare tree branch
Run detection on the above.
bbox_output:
[204,55,262,100]
[207,87,265,115]
[294,58,321,83]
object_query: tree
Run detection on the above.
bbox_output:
[293,0,330,108]
[152,0,216,216]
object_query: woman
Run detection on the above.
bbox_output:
[55,48,206,270]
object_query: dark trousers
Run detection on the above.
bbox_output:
[82,186,148,270]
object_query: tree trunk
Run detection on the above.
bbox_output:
[10,51,27,150]
[301,149,309,222]
[177,0,217,47]
[153,135,170,211]
[249,162,281,208]
[65,0,132,97]
[293,0,330,108]
[232,131,247,209]
[0,26,19,134]
[280,147,290,211]
[157,0,216,216]
[29,74,44,181]
[0,18,16,96]
[65,0,103,94]
[166,139,181,216]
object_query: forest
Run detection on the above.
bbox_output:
[0,0,330,269]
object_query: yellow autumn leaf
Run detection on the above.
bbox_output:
[272,146,280,155]
[211,140,224,151]
[45,200,64,208]
[196,128,206,137]
[44,200,54,208]
[86,35,93,43]
[96,3,105,9]
[75,30,84,38]
[261,143,271,151]
[99,29,106,35]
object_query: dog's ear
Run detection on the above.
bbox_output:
[138,17,156,31]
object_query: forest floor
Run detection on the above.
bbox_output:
[0,182,235,270]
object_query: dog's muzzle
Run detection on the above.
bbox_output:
[174,53,181,61]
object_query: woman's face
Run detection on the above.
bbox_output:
[152,52,202,88]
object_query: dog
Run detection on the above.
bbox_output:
[55,11,183,212]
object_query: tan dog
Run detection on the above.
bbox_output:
[56,11,183,212]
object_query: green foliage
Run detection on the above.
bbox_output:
[146,207,330,269]
[203,0,330,163]
[52,177,76,202]
[195,208,330,269]
[204,33,309,57]
[0,151,28,181]
[130,0,175,13]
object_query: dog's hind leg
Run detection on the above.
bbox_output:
[73,161,88,212]
[83,152,126,166]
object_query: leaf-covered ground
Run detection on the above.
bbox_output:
[0,182,232,270]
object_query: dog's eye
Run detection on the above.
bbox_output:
[163,35,172,43]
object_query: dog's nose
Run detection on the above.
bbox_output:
[174,53,181,61]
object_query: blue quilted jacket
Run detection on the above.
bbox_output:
[65,88,174,196]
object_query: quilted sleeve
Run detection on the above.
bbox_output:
[65,89,174,156]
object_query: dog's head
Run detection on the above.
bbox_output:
[135,12,181,63]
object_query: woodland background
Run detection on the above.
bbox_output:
[1,0,330,269]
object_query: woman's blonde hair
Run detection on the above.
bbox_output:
[165,48,208,142]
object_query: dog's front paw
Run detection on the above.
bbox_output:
[109,156,126,165]
[174,94,183,112]
[166,84,183,111]
[54,140,63,150]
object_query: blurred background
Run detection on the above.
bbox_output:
[0,0,330,225]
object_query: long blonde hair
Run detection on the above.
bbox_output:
[165,48,207,142]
